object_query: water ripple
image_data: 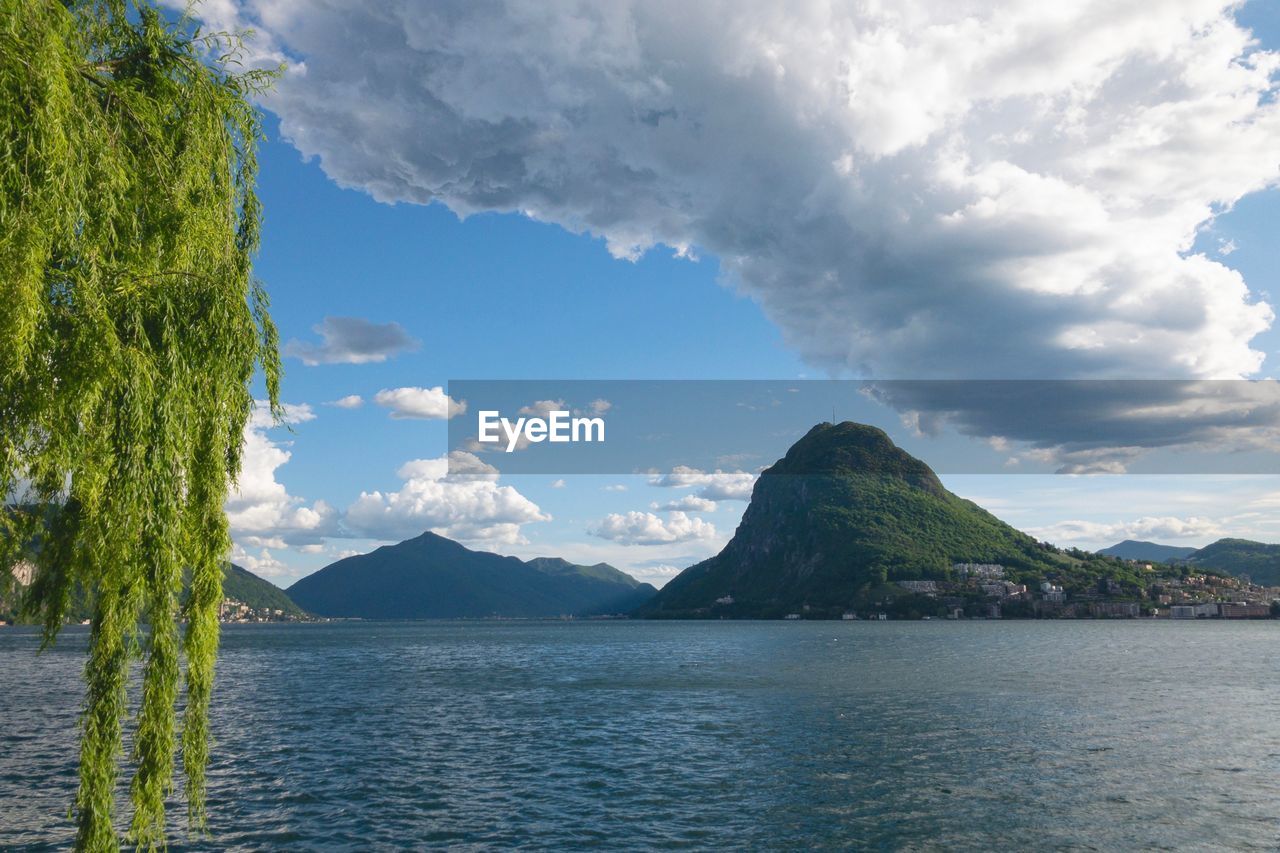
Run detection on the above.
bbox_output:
[2,621,1280,849]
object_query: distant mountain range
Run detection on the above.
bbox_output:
[1098,538,1280,586]
[288,532,655,619]
[1098,540,1197,562]
[11,427,1279,625]
[639,421,1134,619]
[1182,539,1280,586]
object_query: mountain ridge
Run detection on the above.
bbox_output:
[1184,538,1280,586]
[288,532,655,619]
[639,422,1139,618]
[2,561,305,623]
[220,563,308,616]
[1098,540,1198,562]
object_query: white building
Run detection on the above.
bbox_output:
[953,563,1006,579]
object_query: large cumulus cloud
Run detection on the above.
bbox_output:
[209,0,1279,383]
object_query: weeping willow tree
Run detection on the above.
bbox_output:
[0,1,280,848]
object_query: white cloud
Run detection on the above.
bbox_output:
[635,563,687,584]
[227,403,337,548]
[248,400,315,430]
[326,394,364,409]
[230,544,293,580]
[239,536,288,549]
[603,484,628,492]
[652,495,718,513]
[374,386,467,420]
[649,466,757,501]
[1027,515,1223,548]
[550,478,567,488]
[283,316,419,365]
[202,0,1278,392]
[589,510,716,545]
[344,451,550,544]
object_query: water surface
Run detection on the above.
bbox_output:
[2,620,1279,849]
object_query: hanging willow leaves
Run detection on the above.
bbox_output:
[0,0,280,848]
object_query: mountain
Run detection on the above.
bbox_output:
[1,561,305,622]
[1098,540,1197,562]
[639,422,1124,619]
[1184,538,1280,586]
[287,532,656,619]
[220,563,308,616]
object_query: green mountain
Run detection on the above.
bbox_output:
[1185,538,1280,586]
[639,422,1134,619]
[219,563,308,616]
[1098,540,1197,562]
[2,561,305,622]
[287,532,656,619]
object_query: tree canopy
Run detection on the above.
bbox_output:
[0,1,279,848]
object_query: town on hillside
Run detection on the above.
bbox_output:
[865,561,1279,620]
[216,598,313,624]
[0,560,316,626]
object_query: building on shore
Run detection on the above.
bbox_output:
[1090,601,1140,618]
[1169,601,1271,619]
[1218,602,1271,619]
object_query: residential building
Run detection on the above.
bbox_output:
[953,563,1005,579]
[1218,602,1270,619]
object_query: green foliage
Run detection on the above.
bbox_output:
[216,563,308,616]
[0,1,278,848]
[3,560,305,624]
[640,422,1145,618]
[1187,538,1280,586]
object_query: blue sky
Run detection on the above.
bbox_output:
[207,0,1280,586]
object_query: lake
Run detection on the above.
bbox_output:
[3,620,1279,850]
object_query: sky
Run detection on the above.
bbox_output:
[180,0,1280,587]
